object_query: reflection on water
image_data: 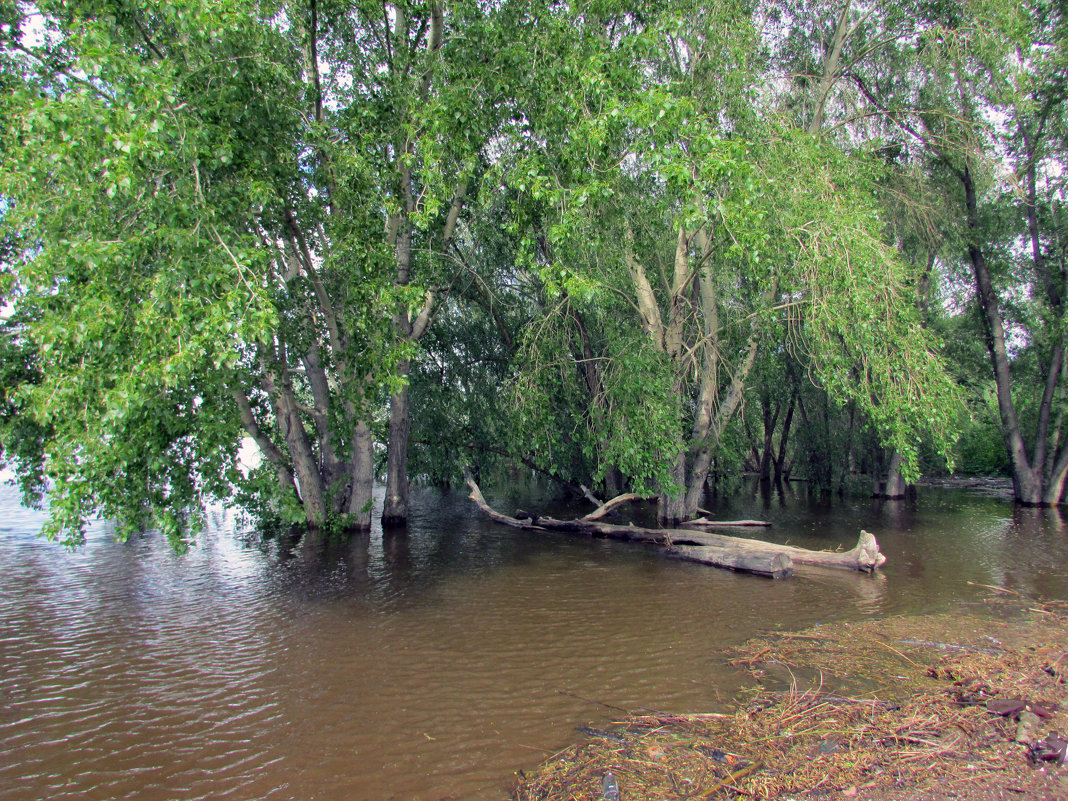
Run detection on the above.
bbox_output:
[2,480,1067,800]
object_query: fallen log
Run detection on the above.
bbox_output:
[687,517,772,528]
[667,545,793,578]
[464,471,885,577]
[681,526,886,572]
[513,510,884,573]
[514,508,792,578]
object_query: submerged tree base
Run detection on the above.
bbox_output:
[513,598,1068,801]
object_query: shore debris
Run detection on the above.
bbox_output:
[513,602,1068,800]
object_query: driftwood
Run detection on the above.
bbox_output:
[578,484,604,508]
[464,472,886,578]
[687,517,772,528]
[581,493,646,521]
[514,507,793,579]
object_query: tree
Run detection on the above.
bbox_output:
[834,0,1068,504]
[0,0,971,548]
[0,0,520,543]
[505,0,960,522]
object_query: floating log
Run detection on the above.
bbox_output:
[464,471,885,577]
[667,545,793,578]
[512,510,883,573]
[687,517,772,528]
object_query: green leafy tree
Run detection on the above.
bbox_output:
[506,0,960,521]
[835,0,1068,503]
[0,0,523,543]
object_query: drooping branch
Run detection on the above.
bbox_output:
[231,388,289,469]
[450,243,516,352]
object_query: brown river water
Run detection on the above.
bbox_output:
[1,478,1066,800]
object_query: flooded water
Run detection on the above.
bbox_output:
[1,479,1066,800]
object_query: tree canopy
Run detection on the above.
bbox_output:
[1,0,1061,548]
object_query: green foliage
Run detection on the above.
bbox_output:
[0,310,50,507]
[0,1,294,544]
[954,406,1012,477]
[498,1,962,505]
[505,296,683,495]
[786,140,963,482]
[2,0,1048,549]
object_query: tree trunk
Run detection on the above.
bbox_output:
[658,449,688,525]
[348,420,374,529]
[963,165,1044,505]
[775,390,796,481]
[875,450,906,499]
[682,279,769,516]
[272,382,327,525]
[383,359,411,526]
[603,466,623,498]
[758,396,780,482]
[1022,127,1064,482]
[1042,441,1068,505]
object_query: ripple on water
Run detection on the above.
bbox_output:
[2,484,1068,800]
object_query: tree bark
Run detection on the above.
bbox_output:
[808,0,854,135]
[658,448,689,525]
[383,358,411,526]
[581,492,646,521]
[758,395,780,481]
[775,390,796,481]
[347,420,375,529]
[875,450,906,499]
[265,367,327,525]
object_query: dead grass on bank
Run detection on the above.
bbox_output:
[513,600,1068,801]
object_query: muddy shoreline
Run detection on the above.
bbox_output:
[513,596,1068,800]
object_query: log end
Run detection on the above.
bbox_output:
[766,552,794,579]
[855,530,888,572]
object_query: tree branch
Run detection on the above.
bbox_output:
[307,0,323,123]
[232,388,287,465]
[284,208,345,356]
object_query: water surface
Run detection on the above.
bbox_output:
[1,480,1065,800]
